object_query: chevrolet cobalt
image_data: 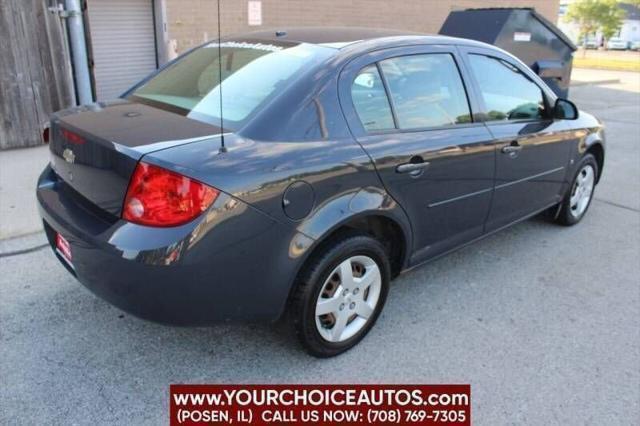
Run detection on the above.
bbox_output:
[37,28,605,357]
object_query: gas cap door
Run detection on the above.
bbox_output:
[282,181,314,220]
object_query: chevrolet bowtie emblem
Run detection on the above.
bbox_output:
[63,148,75,164]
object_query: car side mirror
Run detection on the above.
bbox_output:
[554,98,579,120]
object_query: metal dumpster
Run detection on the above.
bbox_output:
[439,8,577,98]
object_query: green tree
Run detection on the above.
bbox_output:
[565,0,626,51]
[601,1,627,40]
[565,0,602,41]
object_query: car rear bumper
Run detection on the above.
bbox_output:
[37,165,303,325]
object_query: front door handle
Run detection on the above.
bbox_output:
[501,141,523,154]
[396,159,430,176]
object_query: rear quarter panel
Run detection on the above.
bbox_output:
[144,131,413,319]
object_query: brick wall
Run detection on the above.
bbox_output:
[165,0,559,54]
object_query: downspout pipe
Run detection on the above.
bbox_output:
[64,0,92,105]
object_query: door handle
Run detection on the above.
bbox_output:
[501,141,523,154]
[396,160,430,176]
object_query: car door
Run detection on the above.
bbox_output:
[459,47,574,231]
[339,45,496,264]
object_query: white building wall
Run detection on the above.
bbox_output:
[619,19,640,42]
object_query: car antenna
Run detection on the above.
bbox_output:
[217,0,227,153]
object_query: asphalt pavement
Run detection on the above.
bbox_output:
[1,70,639,425]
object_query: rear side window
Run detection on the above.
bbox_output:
[468,54,545,121]
[351,65,395,132]
[379,54,472,129]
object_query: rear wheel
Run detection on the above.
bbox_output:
[289,233,390,357]
[555,154,598,226]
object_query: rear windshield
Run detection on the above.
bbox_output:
[128,40,334,131]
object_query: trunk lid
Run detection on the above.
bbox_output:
[49,100,222,216]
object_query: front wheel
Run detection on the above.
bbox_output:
[289,234,390,358]
[555,154,598,226]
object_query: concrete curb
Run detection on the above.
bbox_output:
[0,231,48,258]
[571,78,621,87]
[0,243,48,258]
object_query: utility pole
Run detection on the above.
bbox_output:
[63,0,92,105]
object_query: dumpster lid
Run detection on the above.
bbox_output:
[527,8,577,51]
[440,8,577,52]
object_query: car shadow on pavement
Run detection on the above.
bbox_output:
[7,213,570,371]
[4,197,640,424]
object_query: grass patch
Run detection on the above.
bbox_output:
[573,57,640,72]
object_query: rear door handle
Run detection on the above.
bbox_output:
[396,160,430,176]
[501,141,523,154]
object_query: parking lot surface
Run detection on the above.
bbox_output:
[1,71,639,424]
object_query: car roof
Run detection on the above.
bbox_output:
[240,27,490,50]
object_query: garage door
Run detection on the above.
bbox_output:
[87,0,157,100]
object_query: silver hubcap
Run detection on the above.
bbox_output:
[315,255,382,343]
[570,164,595,218]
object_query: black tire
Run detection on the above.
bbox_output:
[289,232,390,358]
[555,154,598,226]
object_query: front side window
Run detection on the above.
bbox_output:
[379,54,472,129]
[351,65,395,132]
[129,40,334,130]
[468,54,545,121]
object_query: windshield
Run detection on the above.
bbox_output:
[128,40,335,130]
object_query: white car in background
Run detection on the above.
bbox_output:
[631,40,640,51]
[606,38,630,50]
[584,38,599,49]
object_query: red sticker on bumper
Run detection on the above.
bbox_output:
[56,233,72,263]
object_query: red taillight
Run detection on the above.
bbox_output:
[61,128,85,144]
[122,162,219,227]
